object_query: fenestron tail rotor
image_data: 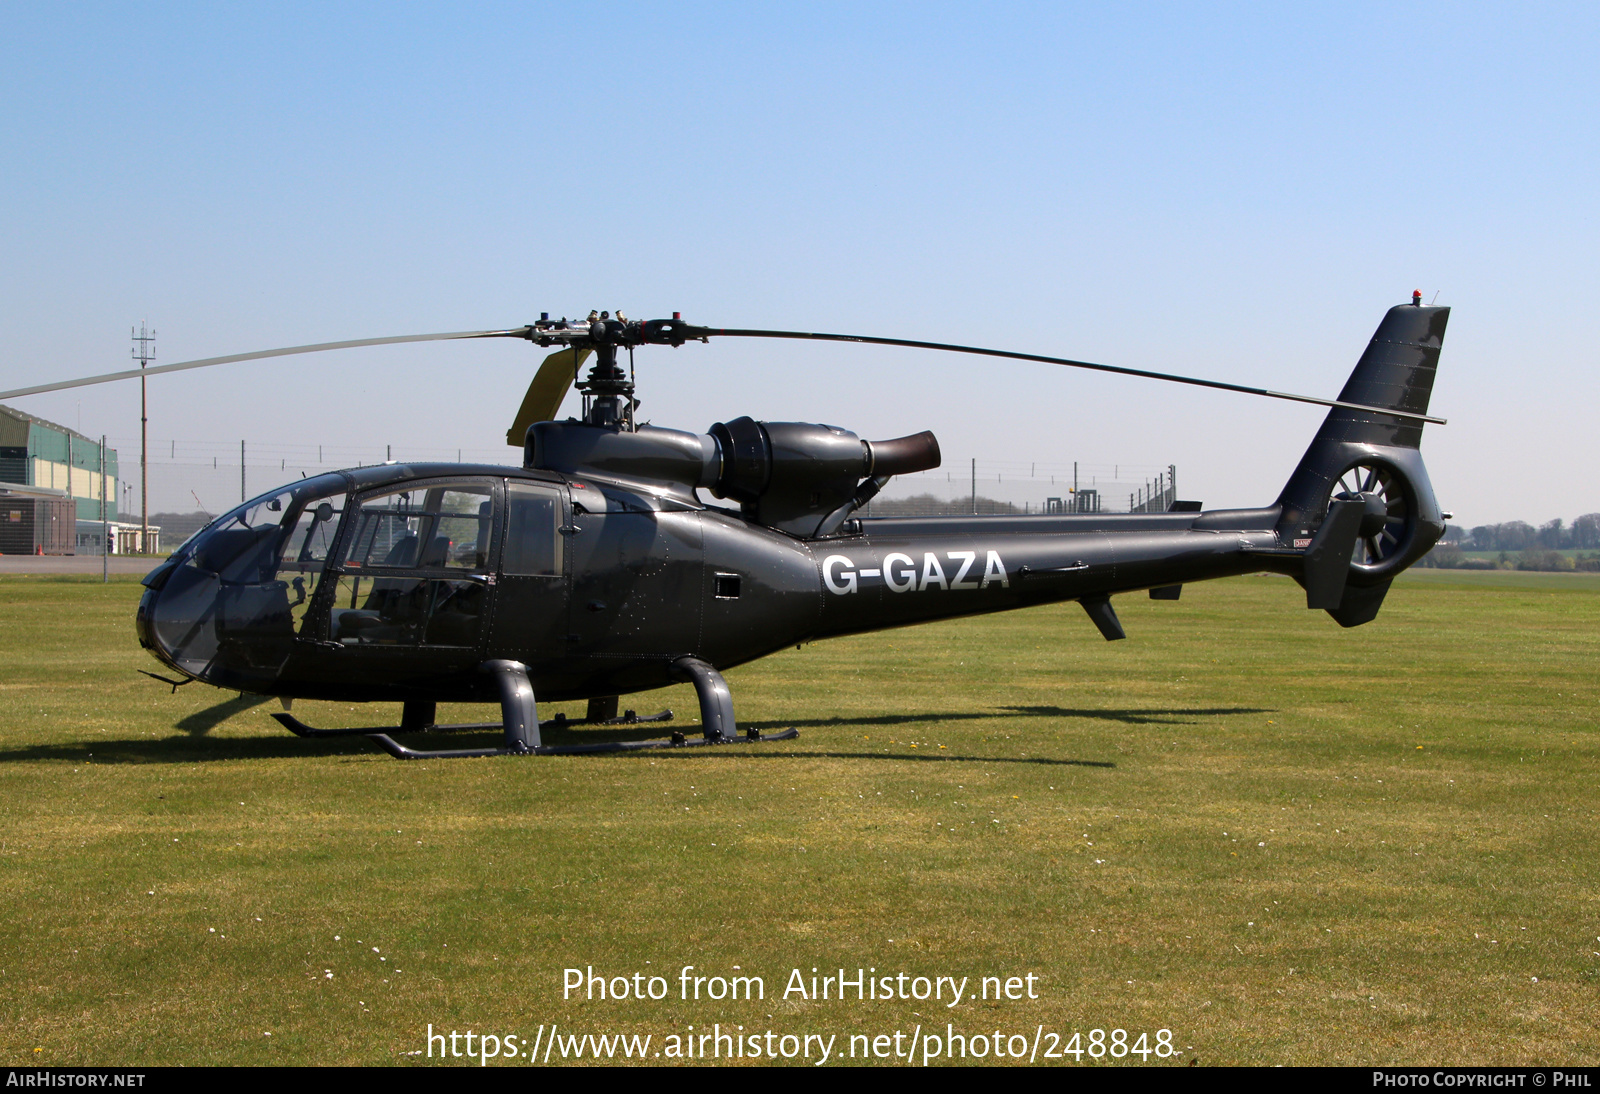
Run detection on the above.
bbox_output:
[1332,462,1417,575]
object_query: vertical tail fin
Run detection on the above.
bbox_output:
[1277,301,1450,626]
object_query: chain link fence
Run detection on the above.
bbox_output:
[863,461,1178,517]
[115,435,1180,542]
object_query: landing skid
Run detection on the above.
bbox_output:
[361,725,800,759]
[272,709,675,739]
[273,713,506,738]
[269,657,796,759]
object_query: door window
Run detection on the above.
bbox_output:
[502,482,564,576]
[329,482,496,647]
[343,485,493,572]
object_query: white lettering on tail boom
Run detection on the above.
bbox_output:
[823,551,1008,595]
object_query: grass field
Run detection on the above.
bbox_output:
[0,570,1596,1066]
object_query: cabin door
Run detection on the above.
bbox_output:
[484,480,570,665]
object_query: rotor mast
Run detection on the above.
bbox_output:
[575,311,635,430]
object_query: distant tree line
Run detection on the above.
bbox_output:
[1424,515,1600,571]
[1450,515,1600,551]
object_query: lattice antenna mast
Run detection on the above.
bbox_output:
[132,322,155,552]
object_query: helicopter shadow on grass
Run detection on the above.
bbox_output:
[0,704,1274,767]
[0,692,376,764]
[0,733,1111,768]
[0,732,375,765]
[626,748,1118,768]
[174,692,275,736]
[634,703,1278,768]
[739,704,1274,732]
[998,705,1274,725]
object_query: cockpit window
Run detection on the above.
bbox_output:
[327,481,497,648]
[189,490,295,583]
[343,485,493,572]
[183,473,350,577]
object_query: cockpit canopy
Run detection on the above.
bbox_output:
[137,469,566,691]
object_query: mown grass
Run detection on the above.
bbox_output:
[0,571,1595,1066]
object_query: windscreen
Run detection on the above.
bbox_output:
[142,473,350,683]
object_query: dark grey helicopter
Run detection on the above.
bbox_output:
[2,296,1449,758]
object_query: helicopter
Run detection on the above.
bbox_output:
[0,296,1450,758]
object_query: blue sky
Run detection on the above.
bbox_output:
[2,3,1596,523]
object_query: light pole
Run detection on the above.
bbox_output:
[132,323,155,552]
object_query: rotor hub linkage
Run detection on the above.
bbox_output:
[522,311,713,428]
[522,310,711,352]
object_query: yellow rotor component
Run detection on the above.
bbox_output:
[506,346,592,446]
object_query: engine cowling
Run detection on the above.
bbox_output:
[525,417,940,537]
[706,418,939,537]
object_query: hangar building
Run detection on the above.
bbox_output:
[0,404,157,554]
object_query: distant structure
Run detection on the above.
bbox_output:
[0,483,75,555]
[1044,492,1100,513]
[1129,465,1177,514]
[0,404,158,554]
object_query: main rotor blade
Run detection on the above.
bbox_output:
[699,327,1448,425]
[0,327,533,401]
[506,346,591,446]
